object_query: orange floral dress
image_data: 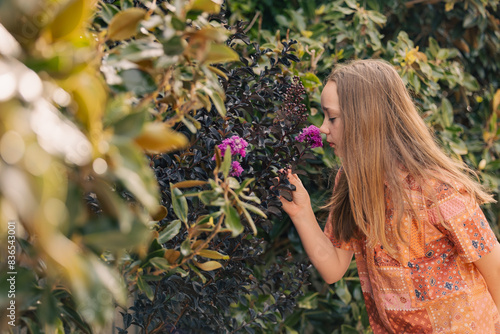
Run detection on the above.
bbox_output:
[324,169,500,333]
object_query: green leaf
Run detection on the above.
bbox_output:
[47,0,88,41]
[204,43,239,64]
[119,69,157,96]
[235,178,254,194]
[227,177,240,189]
[449,139,468,156]
[158,220,181,243]
[240,202,267,218]
[188,0,222,14]
[203,87,227,116]
[151,205,168,221]
[107,8,146,41]
[188,262,206,283]
[462,73,480,91]
[440,97,453,127]
[137,275,154,301]
[341,324,359,334]
[134,122,189,154]
[98,3,120,24]
[113,111,147,137]
[149,257,172,270]
[38,287,60,325]
[163,35,185,56]
[335,279,352,305]
[120,41,164,62]
[194,260,223,271]
[181,239,192,256]
[20,317,43,334]
[172,180,208,188]
[241,207,257,236]
[223,204,243,237]
[170,184,188,223]
[199,249,230,260]
[301,72,322,89]
[221,146,232,178]
[297,292,319,309]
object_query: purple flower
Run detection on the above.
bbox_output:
[230,161,244,177]
[213,135,249,160]
[296,125,323,148]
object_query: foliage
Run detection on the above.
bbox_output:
[92,1,327,332]
[1,0,499,333]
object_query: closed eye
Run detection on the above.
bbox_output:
[329,117,336,123]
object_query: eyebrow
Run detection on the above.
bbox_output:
[321,106,340,115]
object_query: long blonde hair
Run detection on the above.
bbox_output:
[325,59,495,254]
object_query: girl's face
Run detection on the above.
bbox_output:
[319,81,344,157]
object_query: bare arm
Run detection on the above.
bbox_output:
[474,241,500,314]
[276,170,353,284]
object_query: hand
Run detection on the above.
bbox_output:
[274,169,312,220]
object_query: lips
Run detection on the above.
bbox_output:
[328,142,335,147]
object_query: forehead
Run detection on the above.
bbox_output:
[321,81,340,113]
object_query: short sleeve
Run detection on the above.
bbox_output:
[323,168,353,251]
[427,181,498,263]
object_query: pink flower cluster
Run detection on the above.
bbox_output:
[230,161,244,177]
[214,135,248,177]
[296,125,323,148]
[218,136,249,157]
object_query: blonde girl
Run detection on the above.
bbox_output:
[279,59,500,333]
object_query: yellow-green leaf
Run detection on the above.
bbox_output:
[164,249,181,264]
[203,88,226,117]
[198,249,229,260]
[204,44,239,64]
[172,180,208,189]
[151,205,168,221]
[134,123,189,154]
[107,8,147,41]
[221,145,231,179]
[194,260,223,271]
[207,65,228,80]
[149,257,171,270]
[46,0,90,41]
[188,0,222,14]
[493,89,500,115]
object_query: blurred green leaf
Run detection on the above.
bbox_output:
[107,8,146,41]
[137,275,154,301]
[221,145,231,179]
[149,257,172,270]
[118,69,157,96]
[335,279,352,305]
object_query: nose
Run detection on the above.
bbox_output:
[319,118,329,135]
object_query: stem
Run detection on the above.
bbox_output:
[244,11,261,33]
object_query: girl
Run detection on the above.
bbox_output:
[279,59,500,333]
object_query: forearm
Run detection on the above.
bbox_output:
[291,208,353,284]
[483,274,500,314]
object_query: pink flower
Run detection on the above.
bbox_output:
[230,161,244,177]
[296,125,322,148]
[218,136,249,157]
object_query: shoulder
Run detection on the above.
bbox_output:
[424,176,471,202]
